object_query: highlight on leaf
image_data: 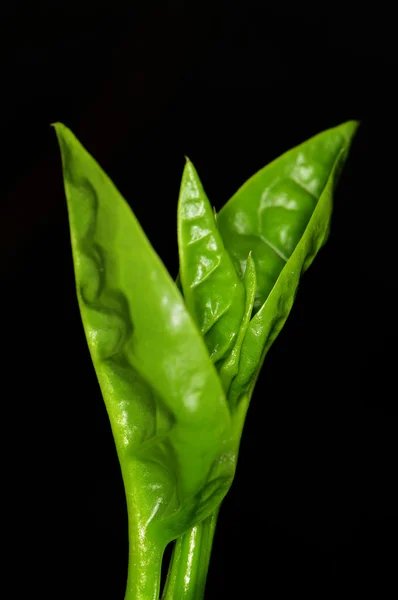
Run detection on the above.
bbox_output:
[56,118,359,600]
[178,158,246,367]
[217,120,359,313]
[54,122,237,600]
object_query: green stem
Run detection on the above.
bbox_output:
[124,530,164,600]
[161,508,220,600]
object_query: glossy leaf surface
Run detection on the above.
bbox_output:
[177,159,246,378]
[163,122,358,599]
[217,121,359,313]
[58,119,358,600]
[228,146,354,419]
[218,252,256,397]
[54,124,235,600]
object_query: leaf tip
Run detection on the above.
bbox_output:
[50,121,65,132]
[341,119,360,141]
[51,122,71,147]
[246,251,255,273]
[182,156,200,186]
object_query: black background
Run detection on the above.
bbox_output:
[2,3,397,598]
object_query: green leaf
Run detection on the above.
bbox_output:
[223,124,358,417]
[54,123,236,599]
[57,118,358,600]
[162,123,359,600]
[177,159,246,367]
[217,121,359,314]
[218,252,256,397]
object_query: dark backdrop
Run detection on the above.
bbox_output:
[2,3,396,598]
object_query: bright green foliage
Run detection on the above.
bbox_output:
[178,159,246,368]
[177,160,256,397]
[54,124,236,600]
[55,120,358,600]
[217,121,358,313]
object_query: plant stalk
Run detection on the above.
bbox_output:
[124,531,164,600]
[161,508,220,600]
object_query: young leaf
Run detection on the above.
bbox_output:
[218,252,256,396]
[224,126,358,423]
[217,121,359,314]
[162,123,358,599]
[54,123,236,599]
[177,159,246,365]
